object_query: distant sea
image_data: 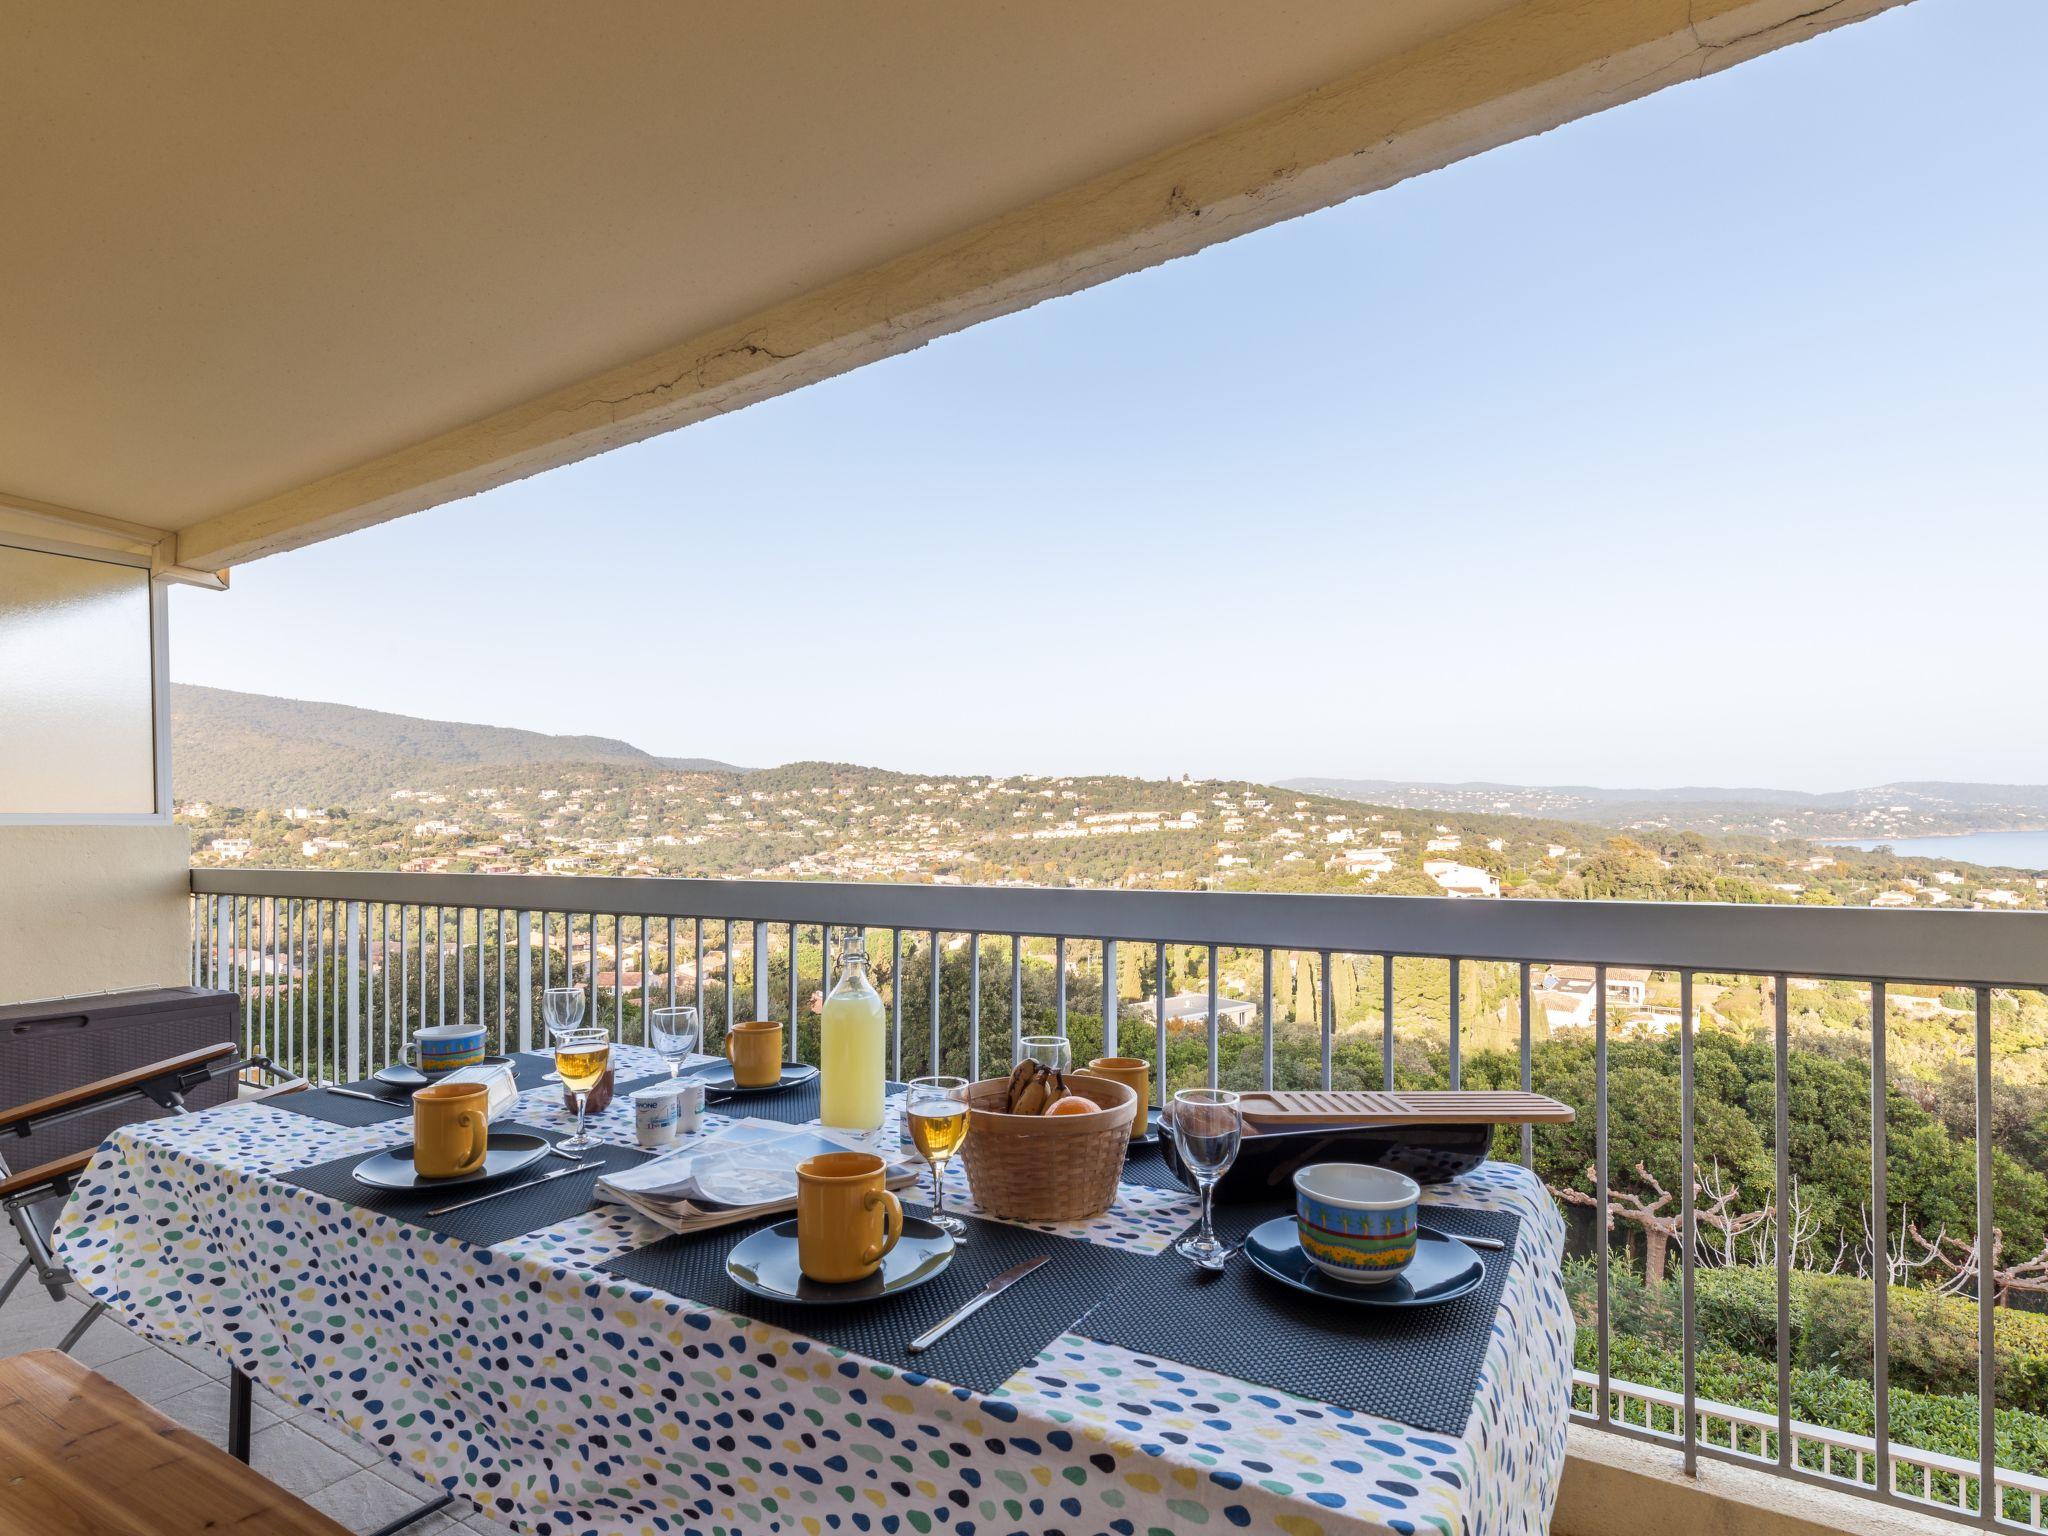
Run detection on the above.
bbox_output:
[1827,830,2048,871]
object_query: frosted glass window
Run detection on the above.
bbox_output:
[0,543,157,815]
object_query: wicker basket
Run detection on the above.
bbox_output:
[959,1072,1136,1221]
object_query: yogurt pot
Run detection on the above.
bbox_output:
[1291,1162,1420,1285]
[632,1086,680,1148]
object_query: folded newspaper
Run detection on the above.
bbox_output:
[595,1119,922,1235]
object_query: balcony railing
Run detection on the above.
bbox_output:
[189,867,2048,1529]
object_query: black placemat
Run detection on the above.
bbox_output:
[1078,1202,1521,1436]
[275,1125,649,1248]
[1118,1141,1188,1194]
[269,1085,414,1127]
[598,1203,1157,1396]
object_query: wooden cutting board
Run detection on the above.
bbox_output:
[1235,1089,1574,1127]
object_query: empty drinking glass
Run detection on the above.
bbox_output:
[1171,1088,1242,1270]
[540,986,586,1082]
[1019,1035,1070,1074]
[650,1005,701,1079]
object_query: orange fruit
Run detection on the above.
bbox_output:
[1044,1095,1096,1116]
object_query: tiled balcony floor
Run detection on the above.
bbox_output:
[0,1223,516,1535]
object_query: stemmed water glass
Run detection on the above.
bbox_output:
[540,986,586,1082]
[650,1005,701,1079]
[906,1076,970,1238]
[550,1025,610,1154]
[1019,1035,1070,1073]
[1170,1088,1243,1270]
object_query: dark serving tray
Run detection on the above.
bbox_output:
[1158,1119,1493,1200]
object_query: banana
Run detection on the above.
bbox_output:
[1005,1059,1041,1114]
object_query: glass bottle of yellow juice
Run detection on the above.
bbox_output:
[818,928,886,1130]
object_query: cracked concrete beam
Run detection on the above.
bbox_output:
[175,0,1909,571]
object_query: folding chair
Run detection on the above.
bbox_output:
[0,1043,303,1350]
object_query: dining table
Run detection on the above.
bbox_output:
[56,1044,1573,1536]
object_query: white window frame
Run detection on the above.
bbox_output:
[0,530,172,826]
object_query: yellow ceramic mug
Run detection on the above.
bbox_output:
[726,1019,784,1088]
[796,1151,903,1283]
[413,1080,489,1178]
[1088,1057,1152,1139]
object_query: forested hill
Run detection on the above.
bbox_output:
[170,685,733,806]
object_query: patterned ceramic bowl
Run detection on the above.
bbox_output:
[1292,1162,1420,1285]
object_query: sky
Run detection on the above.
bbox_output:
[173,0,2047,791]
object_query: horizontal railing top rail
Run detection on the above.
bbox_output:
[189,867,2048,988]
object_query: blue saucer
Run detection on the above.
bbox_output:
[1243,1217,1485,1307]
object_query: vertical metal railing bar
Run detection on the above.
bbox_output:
[1261,948,1275,1091]
[261,898,275,1064]
[455,906,467,1028]
[889,928,903,1081]
[1449,956,1462,1091]
[724,919,737,1042]
[1976,985,1996,1524]
[346,901,363,1082]
[415,904,428,1038]
[1209,944,1222,1091]
[1519,961,1535,1170]
[1774,975,1792,1472]
[1103,938,1120,1060]
[1054,936,1068,1040]
[640,915,651,1037]
[436,906,448,1028]
[750,919,769,1027]
[402,902,413,1065]
[1681,969,1698,1476]
[496,910,508,1055]
[694,918,706,1035]
[380,904,393,1069]
[234,895,243,1044]
[1153,941,1167,1108]
[1596,961,1611,1426]
[1871,979,1892,1505]
[1317,949,1332,1092]
[615,916,626,1038]
[666,917,677,1010]
[928,930,942,1079]
[316,900,331,1084]
[787,923,799,1058]
[1011,938,1025,1073]
[1382,957,1396,1091]
[968,935,982,1084]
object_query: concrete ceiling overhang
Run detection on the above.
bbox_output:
[1,0,1903,579]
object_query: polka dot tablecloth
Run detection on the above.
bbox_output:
[55,1056,1572,1536]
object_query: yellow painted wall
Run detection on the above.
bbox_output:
[0,824,191,1005]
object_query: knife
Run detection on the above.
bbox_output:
[906,1257,1048,1354]
[425,1160,596,1216]
[1420,1224,1506,1253]
[326,1086,405,1107]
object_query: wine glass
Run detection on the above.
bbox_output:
[540,986,586,1082]
[1171,1088,1242,1270]
[906,1076,970,1238]
[551,1025,610,1153]
[1019,1035,1070,1074]
[650,1005,701,1079]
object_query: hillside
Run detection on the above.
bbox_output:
[1284,775,2048,841]
[171,685,734,806]
[169,690,2048,911]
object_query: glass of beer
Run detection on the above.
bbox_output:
[906,1075,970,1237]
[550,1025,611,1153]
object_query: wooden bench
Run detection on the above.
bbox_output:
[0,1349,350,1535]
